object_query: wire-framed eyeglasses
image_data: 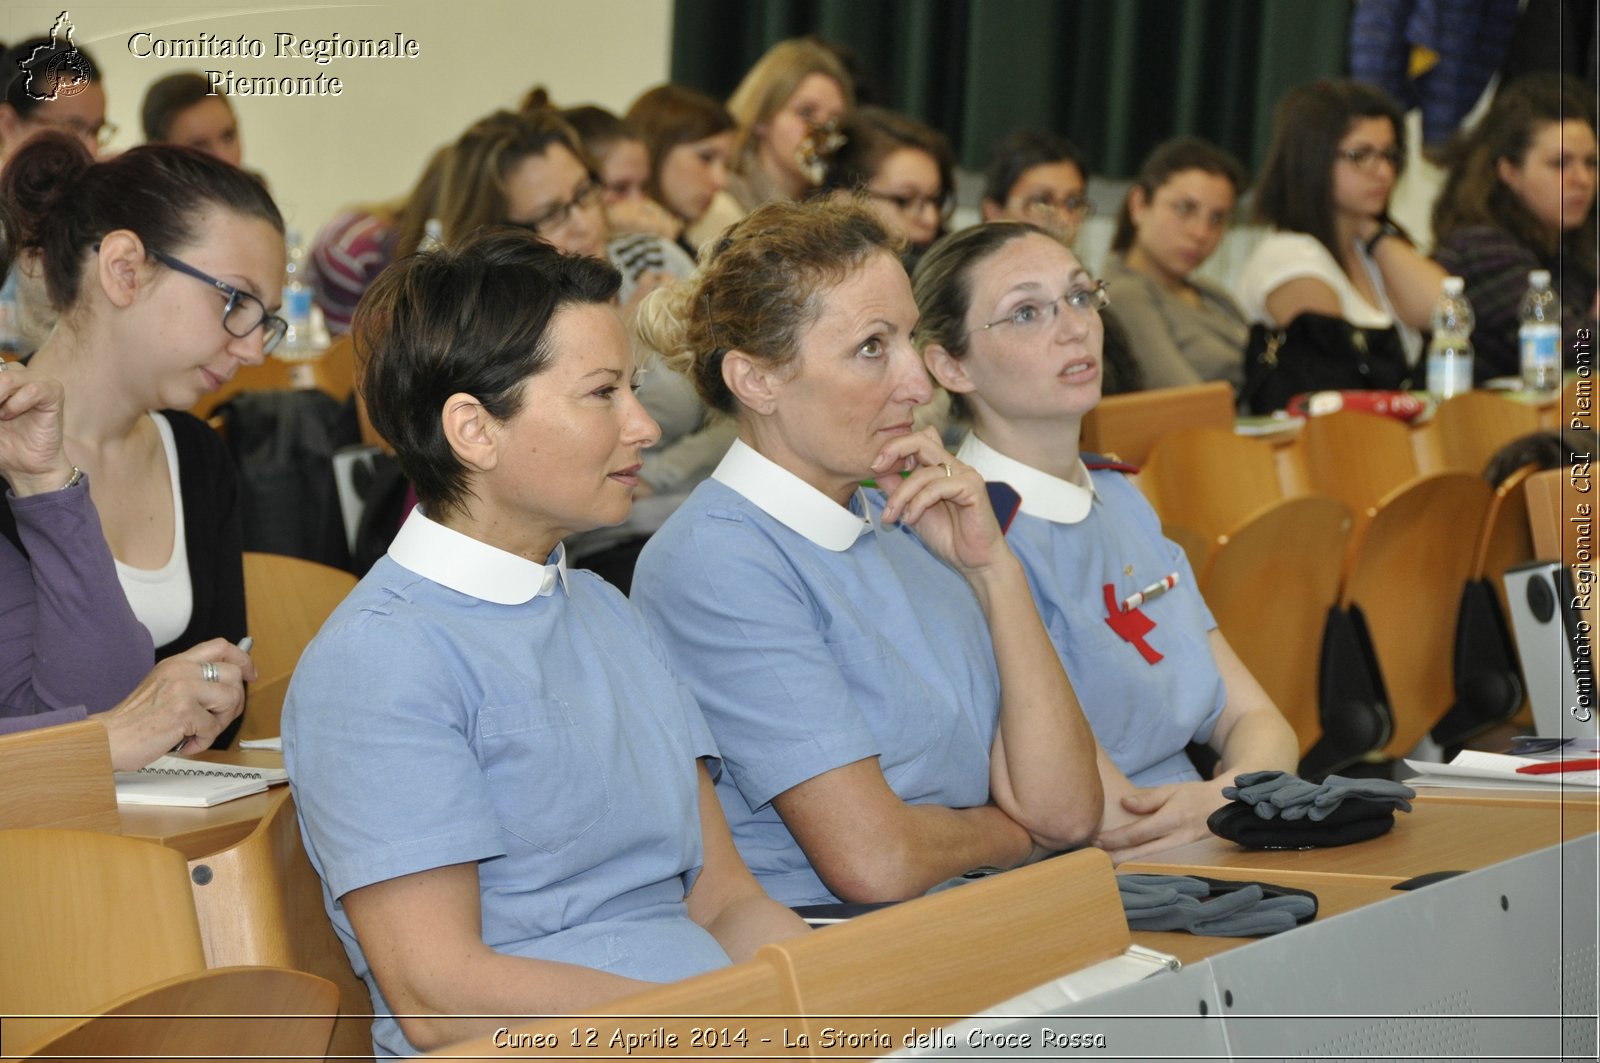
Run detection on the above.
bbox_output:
[971,280,1110,337]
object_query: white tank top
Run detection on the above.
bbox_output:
[114,412,193,647]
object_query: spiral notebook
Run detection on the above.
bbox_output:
[114,755,289,808]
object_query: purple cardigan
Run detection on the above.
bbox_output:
[0,477,154,734]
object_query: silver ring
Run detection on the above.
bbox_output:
[0,359,11,372]
[201,661,220,683]
[941,462,954,478]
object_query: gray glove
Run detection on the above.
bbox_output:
[1306,775,1416,820]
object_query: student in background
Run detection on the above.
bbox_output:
[1235,79,1446,370]
[1433,72,1598,382]
[1102,136,1250,390]
[284,229,805,1057]
[632,199,1102,908]
[141,71,242,167]
[549,93,683,244]
[626,83,736,253]
[1,134,280,745]
[913,221,1298,863]
[818,105,954,274]
[981,130,1094,246]
[723,38,853,212]
[308,146,447,335]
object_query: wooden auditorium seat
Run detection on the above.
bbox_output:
[1290,410,1418,537]
[757,849,1126,1048]
[1340,472,1494,758]
[8,965,337,1061]
[1080,381,1235,466]
[429,957,793,1060]
[186,786,375,1062]
[240,551,358,742]
[1199,495,1353,757]
[0,829,206,1054]
[1140,426,1283,550]
[0,720,119,833]
[1429,390,1542,475]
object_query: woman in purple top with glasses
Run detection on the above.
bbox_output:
[1,132,283,744]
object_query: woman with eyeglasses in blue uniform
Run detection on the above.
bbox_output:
[914,221,1299,865]
[0,132,283,744]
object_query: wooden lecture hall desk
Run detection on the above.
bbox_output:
[117,748,286,860]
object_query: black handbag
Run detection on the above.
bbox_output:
[1240,312,1414,414]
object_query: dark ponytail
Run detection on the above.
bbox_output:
[0,132,283,311]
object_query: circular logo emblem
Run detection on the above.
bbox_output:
[39,49,93,100]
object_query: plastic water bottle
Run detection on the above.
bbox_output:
[1519,269,1561,391]
[279,229,316,360]
[1425,276,1474,399]
[419,218,444,252]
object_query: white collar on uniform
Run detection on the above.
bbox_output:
[956,432,1096,526]
[711,438,872,552]
[387,507,568,603]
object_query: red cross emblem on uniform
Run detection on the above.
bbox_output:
[1103,584,1163,664]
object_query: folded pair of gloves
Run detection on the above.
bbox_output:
[1118,873,1317,936]
[1206,770,1416,849]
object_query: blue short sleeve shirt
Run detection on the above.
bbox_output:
[283,510,729,1057]
[958,435,1226,788]
[631,440,1000,906]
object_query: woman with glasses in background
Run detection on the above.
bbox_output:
[1101,136,1250,391]
[913,222,1297,864]
[1,133,285,744]
[1236,79,1445,370]
[817,106,953,274]
[722,39,854,215]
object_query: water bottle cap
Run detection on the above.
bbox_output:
[1442,276,1464,296]
[1530,269,1551,287]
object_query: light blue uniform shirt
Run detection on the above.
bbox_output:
[632,440,1000,907]
[283,510,728,1058]
[959,434,1225,788]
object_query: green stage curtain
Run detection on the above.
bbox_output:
[669,0,1352,177]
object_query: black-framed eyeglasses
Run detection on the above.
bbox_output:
[1337,146,1403,171]
[149,249,287,355]
[864,189,953,221]
[971,280,1110,337]
[518,179,603,236]
[1015,192,1093,218]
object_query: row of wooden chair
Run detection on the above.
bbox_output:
[0,722,376,1061]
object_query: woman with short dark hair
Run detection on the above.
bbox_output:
[284,227,805,1058]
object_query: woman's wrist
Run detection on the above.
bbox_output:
[8,464,80,498]
[1363,219,1403,258]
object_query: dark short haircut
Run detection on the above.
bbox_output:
[625,84,735,201]
[1,34,102,120]
[1252,79,1407,263]
[354,227,622,520]
[141,70,226,142]
[982,130,1087,207]
[0,132,283,310]
[1110,136,1246,252]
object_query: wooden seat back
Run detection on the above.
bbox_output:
[1341,472,1494,756]
[0,829,206,1053]
[0,720,119,833]
[1141,426,1283,545]
[1200,495,1353,755]
[241,552,357,742]
[1430,391,1542,474]
[1291,410,1419,536]
[10,965,337,1061]
[756,850,1126,1047]
[1080,381,1235,466]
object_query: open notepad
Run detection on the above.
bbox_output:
[1402,750,1600,790]
[114,755,289,808]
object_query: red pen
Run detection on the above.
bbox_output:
[1516,758,1600,775]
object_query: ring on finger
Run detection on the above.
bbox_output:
[940,462,954,478]
[201,661,220,683]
